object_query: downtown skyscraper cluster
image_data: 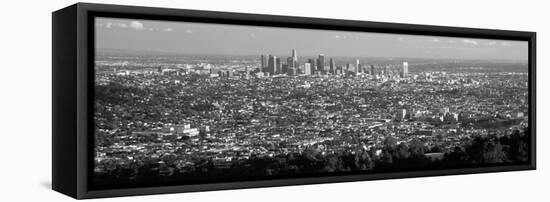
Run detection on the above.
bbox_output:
[259,49,409,78]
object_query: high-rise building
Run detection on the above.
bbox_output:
[291,49,298,68]
[308,59,316,74]
[329,58,335,74]
[401,62,409,78]
[276,58,282,74]
[288,67,296,76]
[355,59,360,73]
[304,62,312,75]
[268,55,276,75]
[287,57,293,68]
[317,54,325,74]
[370,65,375,75]
[260,55,266,72]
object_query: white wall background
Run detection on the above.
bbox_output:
[0,0,547,201]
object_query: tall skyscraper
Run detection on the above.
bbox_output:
[308,58,316,74]
[260,55,266,72]
[355,59,360,73]
[317,54,325,74]
[287,57,293,68]
[268,55,276,75]
[304,63,312,75]
[402,62,409,78]
[291,49,298,68]
[370,65,375,76]
[329,58,335,74]
[276,57,282,74]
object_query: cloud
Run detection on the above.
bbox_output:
[487,41,512,47]
[130,21,144,30]
[97,20,183,33]
[335,35,347,39]
[98,21,147,31]
[431,38,440,43]
[397,37,404,41]
[101,22,128,29]
[185,29,195,34]
[462,39,478,45]
[500,42,512,47]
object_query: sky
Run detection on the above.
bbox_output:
[95,17,528,61]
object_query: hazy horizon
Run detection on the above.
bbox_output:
[95,17,528,61]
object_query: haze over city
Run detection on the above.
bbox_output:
[95,17,528,61]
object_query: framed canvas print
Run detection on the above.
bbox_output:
[52,3,536,199]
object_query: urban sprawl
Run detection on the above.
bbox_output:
[93,49,529,185]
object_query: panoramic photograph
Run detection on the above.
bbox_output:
[92,17,530,188]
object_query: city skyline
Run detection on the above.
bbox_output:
[253,49,413,77]
[92,16,530,189]
[96,17,528,61]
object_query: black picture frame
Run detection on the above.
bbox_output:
[52,2,536,199]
